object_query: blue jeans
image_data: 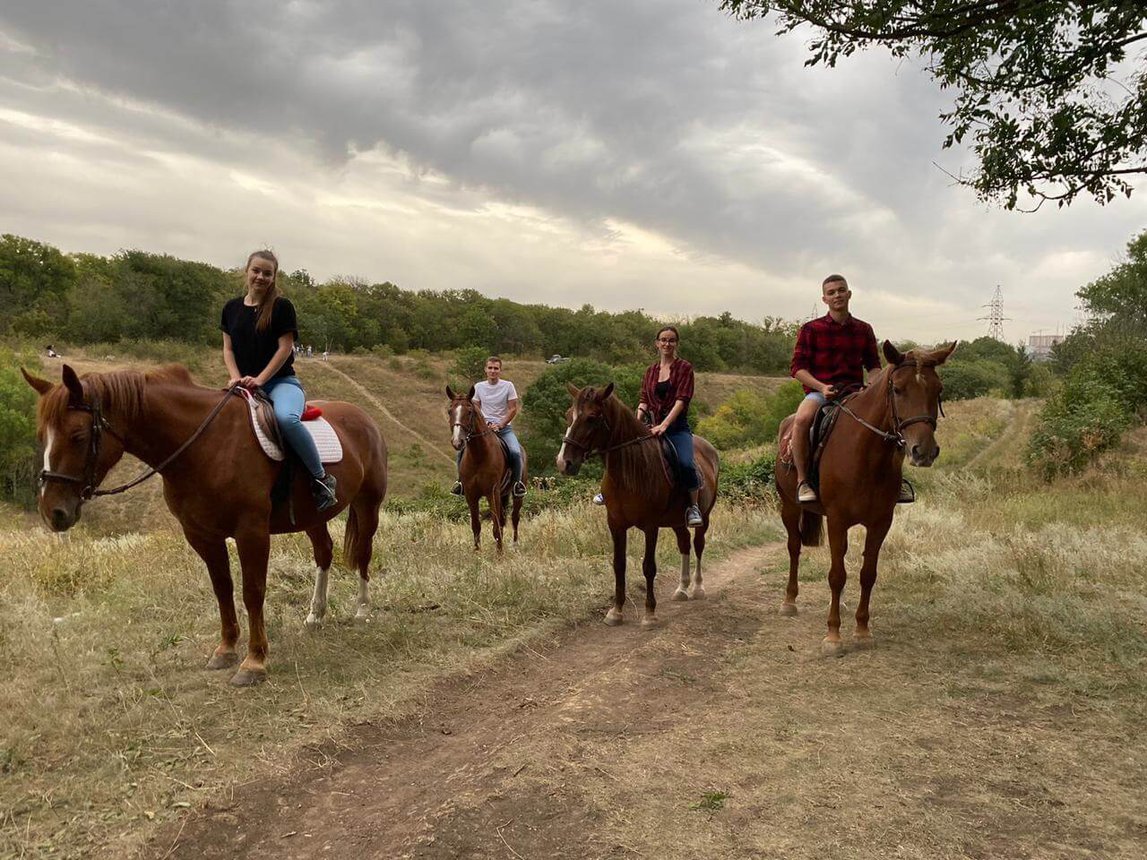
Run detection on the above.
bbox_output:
[665,427,700,491]
[263,376,324,479]
[456,426,523,485]
[803,391,827,406]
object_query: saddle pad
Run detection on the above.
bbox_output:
[238,390,343,464]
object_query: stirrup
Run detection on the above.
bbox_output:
[685,504,703,528]
[450,481,463,496]
[897,478,916,504]
[312,473,338,512]
[512,481,527,498]
[797,481,818,504]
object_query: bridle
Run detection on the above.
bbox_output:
[560,411,658,460]
[836,362,944,449]
[450,401,493,451]
[39,384,238,500]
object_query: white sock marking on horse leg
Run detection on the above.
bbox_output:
[305,565,329,626]
[355,578,370,619]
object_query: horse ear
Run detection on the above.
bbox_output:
[600,382,615,401]
[566,382,581,398]
[61,364,85,406]
[466,384,476,401]
[21,367,53,395]
[882,340,903,366]
[936,341,958,364]
[445,385,456,400]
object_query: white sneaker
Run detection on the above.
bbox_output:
[685,504,703,527]
[592,493,605,505]
[797,481,818,504]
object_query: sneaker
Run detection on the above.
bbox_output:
[512,481,527,498]
[685,504,703,528]
[797,481,818,504]
[312,473,338,512]
[592,493,605,505]
[897,478,916,504]
[450,481,463,496]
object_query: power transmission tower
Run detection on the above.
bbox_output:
[978,285,1010,341]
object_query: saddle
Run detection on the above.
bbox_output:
[779,388,863,491]
[234,388,343,464]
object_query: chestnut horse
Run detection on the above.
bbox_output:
[775,341,955,652]
[23,364,388,686]
[557,383,719,628]
[445,385,527,551]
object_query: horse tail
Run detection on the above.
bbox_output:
[800,511,823,547]
[343,505,368,573]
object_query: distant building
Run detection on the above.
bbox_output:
[1028,333,1065,362]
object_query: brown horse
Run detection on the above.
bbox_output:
[775,341,955,652]
[556,383,719,628]
[23,364,388,686]
[446,385,528,551]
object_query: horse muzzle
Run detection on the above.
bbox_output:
[42,498,82,532]
[909,441,940,467]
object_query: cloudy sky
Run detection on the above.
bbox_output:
[2,1,1144,344]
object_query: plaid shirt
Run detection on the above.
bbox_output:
[641,358,695,425]
[790,313,881,393]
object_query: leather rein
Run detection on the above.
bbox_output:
[836,362,944,449]
[39,384,239,500]
[561,414,659,459]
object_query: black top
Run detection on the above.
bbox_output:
[220,296,298,380]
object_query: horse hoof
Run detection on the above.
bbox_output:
[206,650,239,670]
[853,633,876,649]
[354,608,371,624]
[230,666,267,687]
[779,602,798,617]
[304,613,323,628]
[671,588,689,602]
[821,638,845,656]
[690,586,706,601]
[641,615,660,630]
[604,608,624,626]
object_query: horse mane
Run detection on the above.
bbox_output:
[598,389,664,492]
[39,364,199,430]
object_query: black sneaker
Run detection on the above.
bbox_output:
[313,473,338,512]
[512,481,527,498]
[450,481,463,496]
[685,504,703,528]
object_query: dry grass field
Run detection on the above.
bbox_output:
[2,353,1145,858]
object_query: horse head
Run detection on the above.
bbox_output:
[21,365,128,532]
[881,340,957,467]
[556,381,615,476]
[445,384,482,452]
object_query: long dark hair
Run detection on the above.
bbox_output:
[246,250,281,333]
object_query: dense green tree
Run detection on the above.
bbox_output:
[721,1,1147,209]
[0,347,39,505]
[0,235,77,337]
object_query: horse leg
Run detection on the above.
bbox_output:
[691,524,706,600]
[780,498,802,616]
[347,495,381,622]
[855,515,893,647]
[823,519,849,655]
[490,490,504,553]
[510,492,522,548]
[467,493,481,551]
[304,522,334,627]
[605,522,627,626]
[185,532,240,670]
[641,527,659,629]
[232,529,271,686]
[671,526,691,601]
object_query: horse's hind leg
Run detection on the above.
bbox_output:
[466,494,481,551]
[304,523,334,627]
[823,519,849,655]
[691,525,706,600]
[185,531,239,670]
[640,527,660,629]
[855,515,892,647]
[510,493,522,548]
[605,522,627,626]
[671,526,691,601]
[780,499,802,616]
[233,528,272,686]
[490,491,505,553]
[345,495,381,621]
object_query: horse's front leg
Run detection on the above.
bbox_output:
[304,523,334,627]
[780,498,802,616]
[185,531,239,671]
[605,521,627,626]
[671,526,691,602]
[232,528,271,686]
[855,515,893,647]
[466,492,481,551]
[641,527,660,628]
[824,518,849,655]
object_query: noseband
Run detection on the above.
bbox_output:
[837,362,942,449]
[450,404,492,449]
[39,384,238,500]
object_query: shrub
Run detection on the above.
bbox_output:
[695,381,803,450]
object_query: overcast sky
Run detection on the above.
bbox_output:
[2,1,1144,345]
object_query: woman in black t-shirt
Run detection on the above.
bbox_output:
[220,250,337,511]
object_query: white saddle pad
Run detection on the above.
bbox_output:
[238,390,343,464]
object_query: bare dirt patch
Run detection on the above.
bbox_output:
[146,541,1145,859]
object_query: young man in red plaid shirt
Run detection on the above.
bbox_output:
[789,274,912,504]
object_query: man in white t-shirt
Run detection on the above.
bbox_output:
[451,356,527,498]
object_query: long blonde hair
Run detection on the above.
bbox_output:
[245,250,281,333]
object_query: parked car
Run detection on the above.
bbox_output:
[546,354,569,364]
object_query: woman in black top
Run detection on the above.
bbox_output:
[220,250,337,511]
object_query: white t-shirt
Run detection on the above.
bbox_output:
[473,379,519,425]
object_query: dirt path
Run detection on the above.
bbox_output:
[146,538,1142,860]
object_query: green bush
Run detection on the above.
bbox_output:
[695,381,803,450]
[0,346,41,506]
[720,453,777,505]
[939,359,1005,400]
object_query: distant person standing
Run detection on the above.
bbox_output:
[451,356,527,498]
[220,249,338,511]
